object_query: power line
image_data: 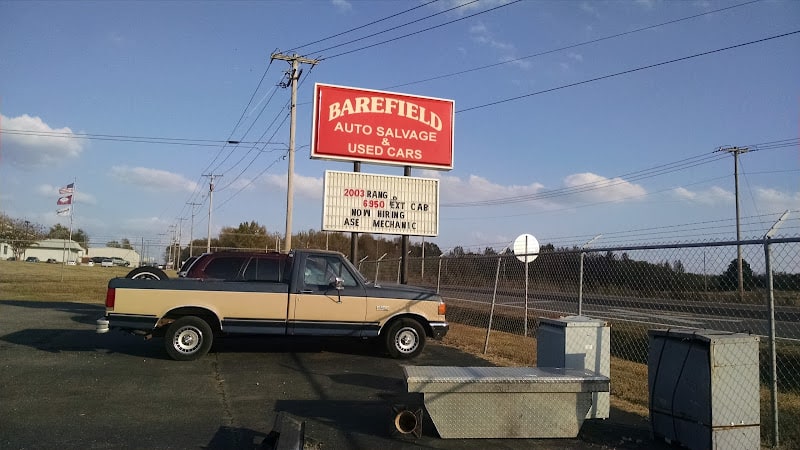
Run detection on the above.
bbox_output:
[441,138,797,209]
[443,152,728,207]
[386,0,763,90]
[0,129,279,147]
[306,0,483,56]
[457,29,800,113]
[287,0,441,53]
[320,0,523,60]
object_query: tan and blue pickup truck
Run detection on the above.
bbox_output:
[96,249,448,361]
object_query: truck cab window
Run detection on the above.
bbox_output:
[303,255,358,288]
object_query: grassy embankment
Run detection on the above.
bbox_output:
[1,260,797,447]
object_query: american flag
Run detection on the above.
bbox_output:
[59,183,74,194]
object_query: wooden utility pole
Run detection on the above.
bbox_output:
[271,52,318,253]
[186,202,201,257]
[203,174,221,253]
[717,146,749,300]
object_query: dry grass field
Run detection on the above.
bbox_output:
[1,259,797,447]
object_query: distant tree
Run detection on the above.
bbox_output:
[120,238,133,250]
[107,240,122,248]
[218,221,270,250]
[47,223,89,247]
[721,258,755,291]
[0,213,45,259]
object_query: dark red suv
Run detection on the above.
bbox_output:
[183,251,290,282]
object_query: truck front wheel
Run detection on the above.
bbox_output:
[164,316,213,361]
[385,318,426,359]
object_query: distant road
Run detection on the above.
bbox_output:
[437,286,800,340]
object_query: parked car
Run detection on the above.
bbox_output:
[25,256,39,263]
[111,257,130,267]
[100,258,114,267]
[46,258,57,264]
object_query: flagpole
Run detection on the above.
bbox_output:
[68,178,75,260]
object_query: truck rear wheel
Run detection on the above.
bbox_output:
[385,318,426,359]
[126,266,168,280]
[164,316,213,361]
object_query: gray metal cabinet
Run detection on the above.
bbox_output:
[648,328,760,450]
[537,315,610,419]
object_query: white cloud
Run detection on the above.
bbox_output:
[563,172,647,202]
[635,0,657,10]
[567,52,583,62]
[672,185,733,205]
[580,2,601,18]
[753,187,800,212]
[469,21,528,70]
[263,173,323,200]
[1,114,85,169]
[433,172,546,205]
[110,166,198,192]
[331,0,352,12]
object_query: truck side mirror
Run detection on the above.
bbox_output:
[331,277,345,290]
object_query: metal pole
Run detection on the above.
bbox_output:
[421,237,425,279]
[524,242,529,337]
[375,253,387,284]
[484,254,503,354]
[763,210,789,447]
[437,254,443,294]
[400,166,410,284]
[764,240,779,447]
[578,235,601,316]
[578,252,585,316]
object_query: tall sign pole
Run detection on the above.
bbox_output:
[271,52,318,253]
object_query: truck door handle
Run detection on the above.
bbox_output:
[300,290,314,294]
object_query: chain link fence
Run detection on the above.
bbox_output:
[362,237,800,448]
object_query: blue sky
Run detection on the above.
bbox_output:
[1,0,798,255]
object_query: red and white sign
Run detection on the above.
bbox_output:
[311,83,454,170]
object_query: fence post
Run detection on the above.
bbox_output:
[764,240,779,447]
[763,210,788,447]
[375,253,387,284]
[578,251,585,316]
[578,235,601,316]
[484,254,503,354]
[437,255,444,294]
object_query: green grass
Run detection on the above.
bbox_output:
[0,260,176,302]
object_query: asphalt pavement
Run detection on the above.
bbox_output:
[0,299,665,449]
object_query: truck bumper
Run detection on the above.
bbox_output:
[430,322,449,340]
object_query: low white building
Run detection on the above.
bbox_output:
[24,239,86,263]
[87,247,141,267]
[1,241,13,260]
